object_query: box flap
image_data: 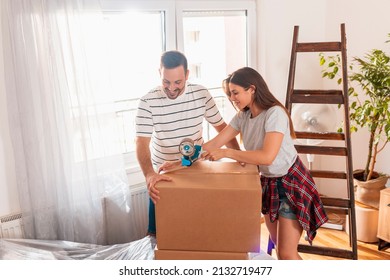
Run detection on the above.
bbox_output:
[157,173,261,190]
[168,160,259,175]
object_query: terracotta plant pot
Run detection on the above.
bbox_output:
[353,169,388,209]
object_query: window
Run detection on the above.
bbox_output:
[102,11,165,159]
[180,8,253,139]
[83,0,256,167]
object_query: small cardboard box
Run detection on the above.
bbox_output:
[154,248,249,260]
[156,161,261,253]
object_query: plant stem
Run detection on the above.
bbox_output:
[364,130,375,181]
[367,141,378,181]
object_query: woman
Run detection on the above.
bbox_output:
[200,67,328,260]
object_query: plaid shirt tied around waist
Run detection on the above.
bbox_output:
[261,156,328,244]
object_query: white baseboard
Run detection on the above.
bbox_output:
[321,222,343,230]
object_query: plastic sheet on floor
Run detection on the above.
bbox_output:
[0,236,156,260]
[0,236,274,260]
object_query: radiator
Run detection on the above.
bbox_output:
[102,184,149,245]
[0,186,149,243]
[129,185,149,238]
[0,212,24,239]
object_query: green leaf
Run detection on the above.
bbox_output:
[320,57,325,66]
[318,37,390,176]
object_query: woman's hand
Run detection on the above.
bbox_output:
[158,160,182,173]
[201,149,226,162]
[202,148,246,167]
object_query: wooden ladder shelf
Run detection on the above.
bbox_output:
[285,23,358,260]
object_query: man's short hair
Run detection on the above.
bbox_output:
[160,50,188,72]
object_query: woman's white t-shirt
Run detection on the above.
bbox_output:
[229,106,297,177]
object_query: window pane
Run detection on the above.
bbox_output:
[183,10,247,88]
[182,10,247,140]
[103,11,165,154]
[104,11,164,100]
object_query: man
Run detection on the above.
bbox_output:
[135,50,240,236]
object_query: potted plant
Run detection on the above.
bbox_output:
[319,34,390,208]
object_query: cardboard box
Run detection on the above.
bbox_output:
[154,248,249,260]
[156,161,261,253]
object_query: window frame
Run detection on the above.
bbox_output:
[99,0,257,174]
[100,0,176,51]
[175,0,257,68]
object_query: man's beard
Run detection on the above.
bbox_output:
[163,86,185,99]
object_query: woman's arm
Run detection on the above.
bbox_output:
[202,131,284,166]
[213,122,241,150]
[202,125,240,152]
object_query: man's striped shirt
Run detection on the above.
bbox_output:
[136,83,224,168]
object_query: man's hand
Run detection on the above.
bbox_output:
[146,173,172,204]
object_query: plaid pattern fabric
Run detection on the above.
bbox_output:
[261,156,328,244]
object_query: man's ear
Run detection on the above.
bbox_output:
[185,69,190,80]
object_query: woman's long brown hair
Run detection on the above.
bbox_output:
[223,67,296,139]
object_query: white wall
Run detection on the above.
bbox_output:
[257,0,327,100]
[1,0,390,216]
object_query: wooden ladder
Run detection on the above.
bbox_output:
[284,23,358,259]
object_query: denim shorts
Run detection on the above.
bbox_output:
[278,198,297,220]
[277,179,297,220]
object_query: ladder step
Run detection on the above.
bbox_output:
[290,90,344,104]
[321,197,351,208]
[295,145,347,156]
[298,244,355,259]
[323,206,349,215]
[296,42,342,52]
[295,131,345,141]
[310,170,347,179]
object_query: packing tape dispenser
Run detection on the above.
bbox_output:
[179,138,202,166]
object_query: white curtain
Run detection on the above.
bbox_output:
[1,0,131,244]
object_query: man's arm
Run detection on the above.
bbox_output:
[135,136,171,203]
[135,136,155,179]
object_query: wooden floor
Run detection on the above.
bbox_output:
[260,222,390,260]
